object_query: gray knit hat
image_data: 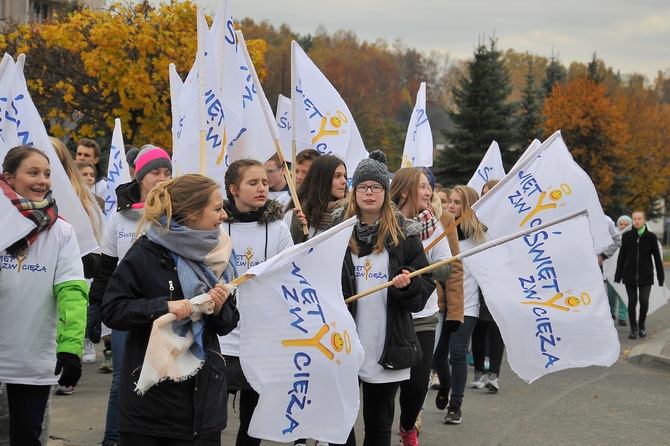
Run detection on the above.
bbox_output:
[125,146,140,168]
[352,150,390,192]
[135,144,172,184]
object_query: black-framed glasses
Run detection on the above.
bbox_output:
[355,184,384,193]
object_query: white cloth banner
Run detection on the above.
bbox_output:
[0,134,35,251]
[466,140,505,194]
[238,217,364,444]
[471,131,613,254]
[461,212,620,383]
[291,41,368,179]
[0,53,97,255]
[401,82,433,167]
[511,138,541,171]
[276,94,293,159]
[101,118,131,216]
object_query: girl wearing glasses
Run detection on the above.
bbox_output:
[330,151,435,446]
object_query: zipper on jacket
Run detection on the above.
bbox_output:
[636,238,640,285]
[169,280,174,300]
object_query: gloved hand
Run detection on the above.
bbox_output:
[445,320,462,334]
[86,302,102,343]
[54,352,82,388]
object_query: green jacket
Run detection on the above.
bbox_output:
[55,279,89,357]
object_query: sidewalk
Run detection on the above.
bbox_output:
[627,326,670,372]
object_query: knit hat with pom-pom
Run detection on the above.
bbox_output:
[352,150,390,192]
[135,144,172,184]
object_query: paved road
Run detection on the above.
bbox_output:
[44,289,670,446]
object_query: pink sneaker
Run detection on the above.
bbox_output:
[399,424,419,446]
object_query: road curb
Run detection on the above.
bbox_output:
[628,327,670,372]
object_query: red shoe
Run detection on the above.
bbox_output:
[399,424,419,446]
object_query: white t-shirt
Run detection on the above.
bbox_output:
[352,250,410,384]
[101,208,141,260]
[269,190,292,208]
[219,219,293,356]
[0,219,84,384]
[413,226,452,319]
[459,237,483,318]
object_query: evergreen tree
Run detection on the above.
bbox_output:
[542,54,566,98]
[587,52,602,84]
[434,37,516,186]
[516,57,544,148]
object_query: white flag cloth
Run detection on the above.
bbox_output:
[461,211,620,383]
[224,30,279,166]
[466,140,505,194]
[401,82,433,167]
[471,131,613,254]
[238,217,364,444]
[101,118,131,216]
[291,41,368,179]
[276,94,293,158]
[511,138,541,171]
[0,53,97,255]
[0,136,35,250]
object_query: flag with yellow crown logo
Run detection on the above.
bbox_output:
[237,216,364,444]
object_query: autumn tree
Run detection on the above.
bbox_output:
[434,37,516,186]
[542,76,629,213]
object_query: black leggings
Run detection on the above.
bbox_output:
[471,319,505,375]
[625,284,652,330]
[398,330,435,431]
[5,383,51,446]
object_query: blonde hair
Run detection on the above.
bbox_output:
[451,185,487,243]
[139,174,220,231]
[389,167,424,217]
[50,137,103,243]
[343,188,403,254]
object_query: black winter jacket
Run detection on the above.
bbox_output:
[337,214,435,371]
[100,236,238,440]
[614,226,664,287]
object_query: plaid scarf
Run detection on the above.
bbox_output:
[0,174,58,257]
[414,207,438,241]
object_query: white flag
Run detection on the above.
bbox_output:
[223,30,278,165]
[401,82,433,167]
[239,217,364,444]
[466,140,505,194]
[471,131,613,254]
[276,94,293,158]
[291,41,368,179]
[101,118,131,216]
[0,53,97,255]
[461,211,620,383]
[512,138,541,171]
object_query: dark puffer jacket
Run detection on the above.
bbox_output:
[334,209,435,371]
[100,236,238,440]
[615,226,664,287]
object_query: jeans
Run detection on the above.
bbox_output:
[471,319,505,376]
[433,315,477,408]
[103,329,127,443]
[605,280,628,321]
[399,330,435,431]
[5,383,51,446]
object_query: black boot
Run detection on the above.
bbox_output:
[628,328,638,339]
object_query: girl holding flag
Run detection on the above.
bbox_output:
[0,145,88,444]
[219,159,293,446]
[100,174,238,445]
[331,151,435,446]
[434,185,487,425]
[389,167,453,444]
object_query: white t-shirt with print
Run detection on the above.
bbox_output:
[352,249,411,384]
[413,226,452,319]
[101,208,140,260]
[0,219,84,384]
[218,219,293,356]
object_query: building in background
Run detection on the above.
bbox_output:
[0,0,102,23]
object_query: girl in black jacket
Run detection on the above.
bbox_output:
[614,211,664,339]
[332,151,435,446]
[101,174,238,445]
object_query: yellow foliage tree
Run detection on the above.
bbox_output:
[543,77,629,213]
[0,1,267,151]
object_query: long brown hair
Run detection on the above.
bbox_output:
[50,137,103,243]
[451,185,486,243]
[389,167,424,217]
[343,188,403,254]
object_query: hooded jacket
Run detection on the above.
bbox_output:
[615,226,664,287]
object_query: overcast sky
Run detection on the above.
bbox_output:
[186,0,669,81]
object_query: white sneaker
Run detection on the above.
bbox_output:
[82,339,96,364]
[468,371,485,389]
[430,371,440,390]
[485,373,499,393]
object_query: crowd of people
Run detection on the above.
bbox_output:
[0,138,664,446]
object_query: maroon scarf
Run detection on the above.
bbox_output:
[0,174,58,257]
